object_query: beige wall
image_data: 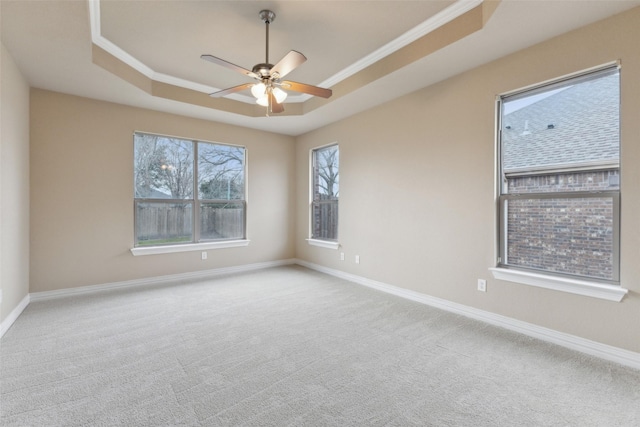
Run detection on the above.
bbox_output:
[296,8,640,353]
[8,6,640,354]
[29,90,295,292]
[1,43,30,324]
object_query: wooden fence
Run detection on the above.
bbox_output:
[201,206,244,239]
[136,204,243,243]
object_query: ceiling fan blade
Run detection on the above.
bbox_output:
[281,80,332,98]
[201,54,260,80]
[270,50,306,79]
[269,91,285,114]
[209,83,255,98]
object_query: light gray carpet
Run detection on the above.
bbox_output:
[1,265,639,426]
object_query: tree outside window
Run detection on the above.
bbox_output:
[311,144,339,241]
[134,133,246,246]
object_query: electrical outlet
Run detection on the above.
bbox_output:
[355,255,360,264]
[477,279,487,292]
[340,252,345,261]
[201,251,207,260]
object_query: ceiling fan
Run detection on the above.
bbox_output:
[201,9,332,116]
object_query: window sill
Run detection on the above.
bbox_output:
[306,239,339,250]
[489,268,628,302]
[130,240,250,256]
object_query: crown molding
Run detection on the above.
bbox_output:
[87,0,482,104]
[318,0,482,89]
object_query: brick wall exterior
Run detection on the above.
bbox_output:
[507,170,618,194]
[505,170,618,280]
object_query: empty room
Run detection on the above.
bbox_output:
[2,0,640,425]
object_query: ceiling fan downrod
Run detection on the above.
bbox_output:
[260,10,275,70]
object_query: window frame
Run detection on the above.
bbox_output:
[131,132,248,255]
[492,64,627,299]
[308,143,339,248]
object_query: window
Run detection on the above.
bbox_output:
[311,144,339,241]
[134,132,246,247]
[497,66,620,284]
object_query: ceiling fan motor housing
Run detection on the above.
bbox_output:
[252,63,274,78]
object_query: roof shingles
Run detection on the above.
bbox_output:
[502,73,619,172]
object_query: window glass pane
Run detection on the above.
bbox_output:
[314,145,339,200]
[502,71,619,181]
[505,196,615,280]
[135,202,193,246]
[312,145,339,241]
[134,134,193,199]
[198,143,245,200]
[498,67,620,282]
[200,202,244,240]
[134,132,247,247]
[312,201,339,240]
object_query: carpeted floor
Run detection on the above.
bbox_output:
[1,265,639,426]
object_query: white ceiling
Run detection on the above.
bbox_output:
[2,0,639,136]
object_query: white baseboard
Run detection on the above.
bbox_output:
[295,259,640,371]
[0,294,30,338]
[4,260,296,337]
[7,258,639,370]
[30,259,297,302]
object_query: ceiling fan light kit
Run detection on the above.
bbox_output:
[201,9,332,116]
[250,83,267,99]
